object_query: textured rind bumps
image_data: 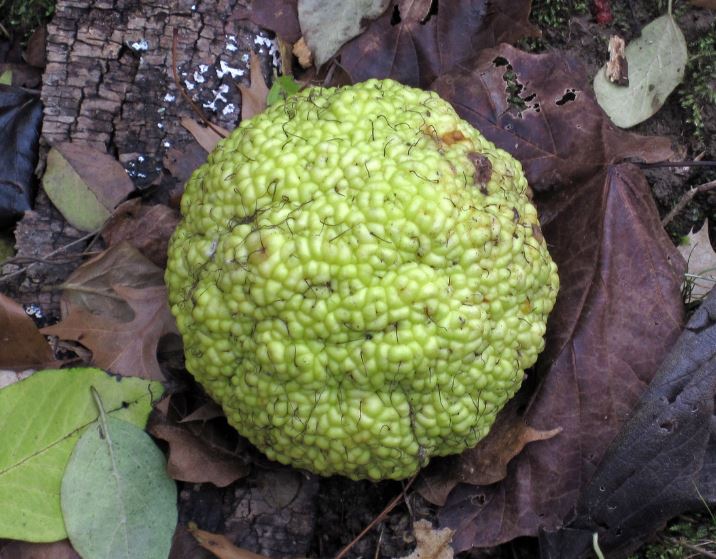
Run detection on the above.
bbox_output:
[165,79,559,480]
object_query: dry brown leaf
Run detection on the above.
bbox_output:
[0,293,59,371]
[149,420,249,487]
[397,520,454,559]
[678,225,716,301]
[417,398,562,505]
[238,51,270,120]
[43,284,177,380]
[189,527,272,559]
[164,141,208,186]
[42,244,177,379]
[689,0,716,8]
[181,118,227,153]
[101,199,180,267]
[292,36,313,69]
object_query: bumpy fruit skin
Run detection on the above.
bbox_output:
[165,79,559,480]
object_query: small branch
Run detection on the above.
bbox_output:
[662,179,716,227]
[639,160,716,169]
[171,28,227,139]
[334,475,416,559]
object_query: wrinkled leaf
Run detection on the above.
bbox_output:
[42,142,135,232]
[339,0,537,88]
[679,225,716,302]
[0,292,59,371]
[0,85,42,227]
[540,288,716,558]
[594,14,688,128]
[101,199,180,268]
[62,405,177,559]
[238,52,270,120]
[431,45,685,550]
[398,520,454,559]
[0,368,161,542]
[297,0,390,67]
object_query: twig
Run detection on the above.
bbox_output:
[670,538,716,559]
[0,230,99,284]
[639,160,716,169]
[334,475,416,559]
[662,179,716,227]
[171,28,227,138]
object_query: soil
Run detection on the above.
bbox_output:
[0,0,714,558]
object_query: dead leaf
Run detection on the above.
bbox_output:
[338,0,538,88]
[0,540,80,559]
[418,398,562,506]
[0,293,59,371]
[238,52,270,120]
[297,0,391,67]
[430,45,685,550]
[42,244,177,379]
[606,35,629,86]
[101,199,180,268]
[292,37,313,68]
[397,520,454,559]
[181,118,227,153]
[678,225,716,301]
[690,0,716,8]
[55,242,165,323]
[189,526,272,559]
[164,141,208,186]
[42,142,135,232]
[237,1,302,44]
[149,415,249,487]
[540,288,716,557]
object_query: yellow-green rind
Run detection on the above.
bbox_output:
[165,79,559,480]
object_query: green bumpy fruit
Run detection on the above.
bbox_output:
[165,79,559,480]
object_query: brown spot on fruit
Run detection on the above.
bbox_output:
[532,224,544,243]
[467,152,492,194]
[440,130,466,145]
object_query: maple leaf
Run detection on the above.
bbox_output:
[43,284,177,380]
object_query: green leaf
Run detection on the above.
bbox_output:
[267,75,302,106]
[0,368,162,542]
[593,13,688,128]
[61,392,177,559]
[0,70,12,85]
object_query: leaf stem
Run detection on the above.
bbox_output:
[668,0,673,16]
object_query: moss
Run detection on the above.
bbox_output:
[629,513,716,558]
[523,0,590,51]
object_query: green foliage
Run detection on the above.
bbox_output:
[630,513,716,558]
[678,24,716,151]
[0,0,55,39]
[524,0,589,50]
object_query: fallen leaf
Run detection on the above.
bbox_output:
[164,141,208,186]
[0,540,80,559]
[169,525,215,559]
[0,293,59,371]
[690,0,716,7]
[149,419,249,488]
[430,45,685,550]
[431,44,674,192]
[292,36,313,68]
[418,398,562,505]
[594,13,688,128]
[62,397,177,559]
[54,242,165,323]
[181,118,227,153]
[297,0,391,67]
[43,282,178,380]
[101,199,181,267]
[189,526,272,559]
[237,1,302,44]
[339,0,538,88]
[678,225,716,301]
[0,368,161,542]
[42,142,135,232]
[0,85,42,227]
[238,52,270,120]
[398,520,454,559]
[266,74,302,105]
[24,26,47,68]
[540,288,716,557]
